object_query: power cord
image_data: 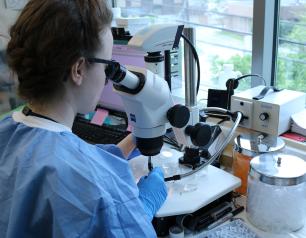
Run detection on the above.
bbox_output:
[181,34,201,95]
[225,74,265,110]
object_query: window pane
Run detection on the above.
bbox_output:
[0,9,22,114]
[277,0,306,93]
[115,0,253,101]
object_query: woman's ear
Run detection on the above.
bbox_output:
[71,57,86,86]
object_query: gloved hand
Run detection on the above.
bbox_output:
[137,167,168,221]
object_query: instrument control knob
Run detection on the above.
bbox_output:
[167,104,190,128]
[185,123,212,147]
[259,112,269,121]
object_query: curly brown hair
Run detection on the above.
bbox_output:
[6,0,112,104]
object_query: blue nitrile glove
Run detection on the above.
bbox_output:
[137,167,168,221]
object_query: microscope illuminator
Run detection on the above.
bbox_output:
[231,86,306,135]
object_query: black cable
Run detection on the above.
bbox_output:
[204,112,229,119]
[235,74,266,86]
[226,78,235,110]
[217,117,230,125]
[164,135,179,146]
[210,125,220,140]
[181,34,201,95]
[163,135,183,153]
[225,73,265,110]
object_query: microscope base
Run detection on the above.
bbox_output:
[153,192,234,236]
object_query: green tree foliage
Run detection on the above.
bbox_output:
[210,54,252,90]
[276,12,306,92]
[211,15,306,93]
[211,54,251,77]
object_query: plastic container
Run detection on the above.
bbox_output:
[111,7,121,27]
[247,153,306,233]
[232,133,285,194]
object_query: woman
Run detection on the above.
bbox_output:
[0,0,167,237]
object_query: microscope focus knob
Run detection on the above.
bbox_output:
[167,104,190,128]
[259,112,269,121]
[185,123,212,147]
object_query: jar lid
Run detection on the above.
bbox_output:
[234,133,285,157]
[250,153,306,186]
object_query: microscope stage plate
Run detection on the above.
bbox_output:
[129,145,241,217]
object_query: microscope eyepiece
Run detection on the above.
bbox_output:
[105,61,126,83]
[105,60,140,90]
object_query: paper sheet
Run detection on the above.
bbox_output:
[291,109,306,136]
[90,108,109,126]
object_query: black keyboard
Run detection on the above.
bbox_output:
[72,116,130,144]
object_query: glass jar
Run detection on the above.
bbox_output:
[247,153,306,233]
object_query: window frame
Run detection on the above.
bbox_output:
[112,0,301,90]
[251,0,280,87]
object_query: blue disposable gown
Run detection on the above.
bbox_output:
[0,112,156,238]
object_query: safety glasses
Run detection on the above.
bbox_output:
[86,58,117,85]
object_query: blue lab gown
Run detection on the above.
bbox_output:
[0,112,156,238]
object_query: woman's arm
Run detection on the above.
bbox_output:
[117,133,136,159]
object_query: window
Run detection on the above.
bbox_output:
[115,0,254,101]
[276,0,306,93]
[0,9,22,115]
